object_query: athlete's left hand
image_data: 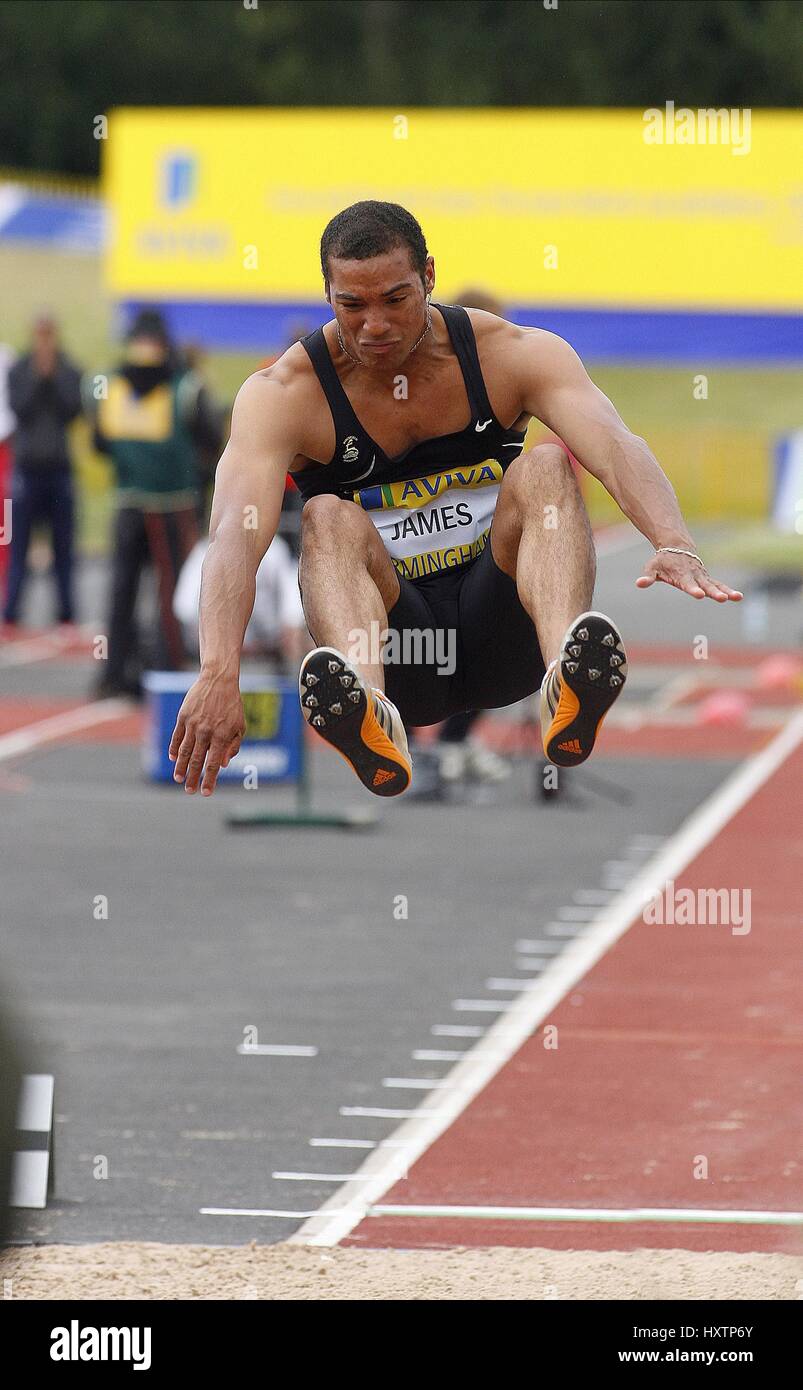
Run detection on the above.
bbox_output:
[636,552,743,602]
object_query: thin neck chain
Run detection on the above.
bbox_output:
[336,308,433,366]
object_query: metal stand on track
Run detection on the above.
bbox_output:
[225,727,377,829]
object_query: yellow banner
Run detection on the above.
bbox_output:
[104,108,802,308]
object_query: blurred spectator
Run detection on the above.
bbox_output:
[178,341,226,525]
[88,308,217,698]
[0,341,15,608]
[2,315,82,628]
[173,534,309,672]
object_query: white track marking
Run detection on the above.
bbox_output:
[571,890,618,906]
[201,1207,347,1219]
[515,939,564,953]
[515,959,549,972]
[416,1049,515,1063]
[370,1204,803,1227]
[382,1078,451,1089]
[557,905,602,921]
[0,625,92,667]
[309,1138,377,1149]
[602,860,639,888]
[236,1043,318,1056]
[272,1172,375,1182]
[292,708,803,1247]
[338,1106,438,1119]
[0,634,64,667]
[413,1049,466,1061]
[431,1024,486,1037]
[544,923,581,938]
[485,978,538,991]
[0,699,131,762]
[451,999,513,1012]
[652,673,700,715]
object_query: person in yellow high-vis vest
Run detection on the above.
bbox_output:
[88,310,221,698]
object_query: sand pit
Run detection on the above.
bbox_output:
[2,1242,801,1300]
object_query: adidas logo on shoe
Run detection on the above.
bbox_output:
[298,647,412,796]
[557,738,583,754]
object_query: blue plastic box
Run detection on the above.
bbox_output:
[142,671,303,784]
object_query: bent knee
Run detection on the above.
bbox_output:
[301,493,368,545]
[504,443,574,493]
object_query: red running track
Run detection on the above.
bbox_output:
[344,737,803,1254]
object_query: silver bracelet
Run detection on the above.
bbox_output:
[655,546,705,567]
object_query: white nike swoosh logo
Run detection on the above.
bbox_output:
[347,454,377,482]
[474,419,492,432]
[503,442,523,448]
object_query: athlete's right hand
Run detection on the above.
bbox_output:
[168,672,246,796]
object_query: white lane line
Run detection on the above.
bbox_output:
[0,628,83,667]
[515,959,549,972]
[413,1049,466,1061]
[544,923,581,938]
[431,1024,486,1037]
[201,1207,348,1219]
[369,1204,803,1227]
[309,1138,376,1149]
[571,890,618,906]
[602,860,638,887]
[338,1107,439,1119]
[382,1078,450,1090]
[557,905,601,922]
[291,708,803,1248]
[485,978,537,992]
[452,999,513,1012]
[628,835,667,850]
[236,1044,318,1056]
[0,699,132,763]
[272,1172,374,1182]
[415,1050,515,1064]
[515,939,565,953]
[652,673,699,715]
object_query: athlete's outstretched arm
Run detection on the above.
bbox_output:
[169,372,300,796]
[516,330,742,603]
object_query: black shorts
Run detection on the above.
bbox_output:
[383,541,546,726]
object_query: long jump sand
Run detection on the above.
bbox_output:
[3,1242,801,1300]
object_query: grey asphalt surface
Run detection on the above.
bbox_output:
[1,532,795,1246]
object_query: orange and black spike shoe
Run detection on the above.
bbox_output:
[541,612,627,767]
[299,647,412,796]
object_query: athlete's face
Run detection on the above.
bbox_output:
[327,248,435,370]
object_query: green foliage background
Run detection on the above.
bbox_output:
[0,0,800,176]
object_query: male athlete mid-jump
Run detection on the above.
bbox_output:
[169,201,742,798]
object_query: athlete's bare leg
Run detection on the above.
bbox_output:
[298,494,401,692]
[489,443,597,668]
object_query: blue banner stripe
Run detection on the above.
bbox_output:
[119,299,803,362]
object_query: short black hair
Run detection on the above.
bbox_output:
[127,307,171,347]
[320,201,428,291]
